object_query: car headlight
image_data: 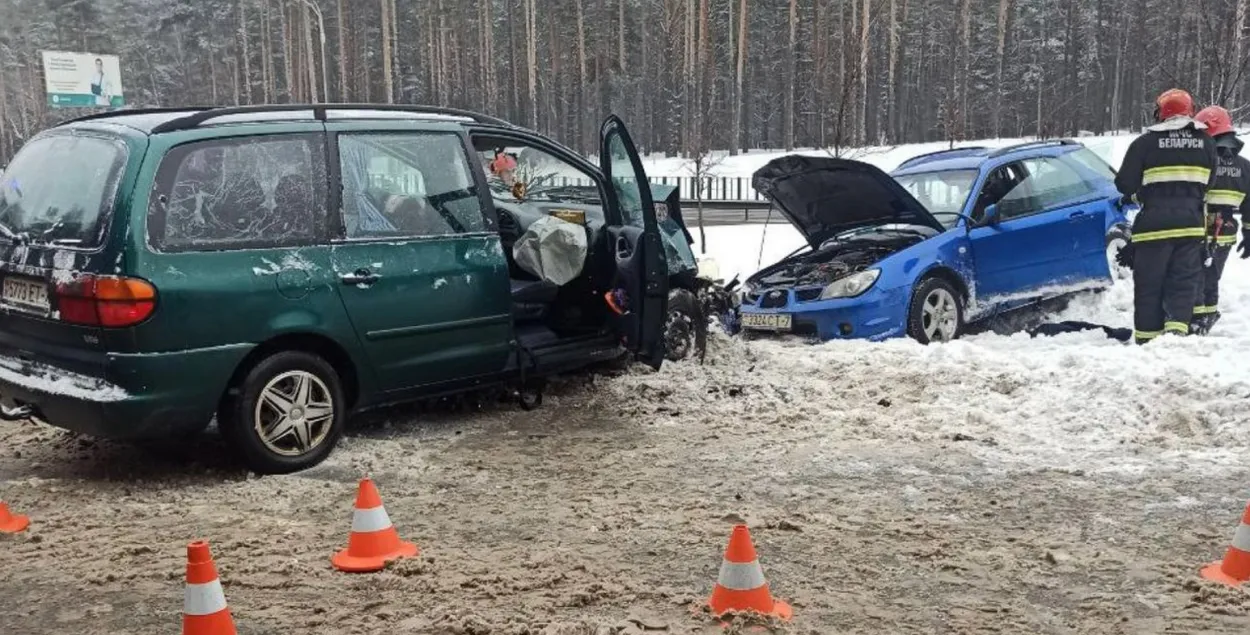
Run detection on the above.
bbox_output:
[819,269,881,299]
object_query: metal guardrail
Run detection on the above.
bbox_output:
[366,173,772,210]
[677,199,776,225]
[652,175,768,202]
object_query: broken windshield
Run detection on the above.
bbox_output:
[477,145,601,204]
[0,134,128,247]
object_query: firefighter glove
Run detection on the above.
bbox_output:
[1115,241,1135,268]
[1239,231,1250,259]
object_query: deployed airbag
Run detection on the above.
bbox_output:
[512,216,588,286]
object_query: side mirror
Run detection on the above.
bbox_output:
[983,203,1001,226]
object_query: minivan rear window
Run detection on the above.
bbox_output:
[0,134,128,247]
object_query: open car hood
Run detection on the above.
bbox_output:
[752,156,946,247]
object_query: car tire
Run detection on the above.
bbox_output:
[1106,227,1131,282]
[219,351,346,475]
[664,288,705,361]
[906,277,964,344]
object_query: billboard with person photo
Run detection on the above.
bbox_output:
[40,51,124,108]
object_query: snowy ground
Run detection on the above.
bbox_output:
[2,219,1249,633]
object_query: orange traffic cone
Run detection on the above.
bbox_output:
[331,478,418,572]
[707,525,793,620]
[183,541,237,635]
[1201,501,1250,587]
[0,501,29,533]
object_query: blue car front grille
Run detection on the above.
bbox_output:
[795,288,822,302]
[759,290,790,309]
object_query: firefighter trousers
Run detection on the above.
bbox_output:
[1132,238,1203,344]
[1195,243,1232,316]
[1195,216,1238,320]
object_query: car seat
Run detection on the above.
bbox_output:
[510,278,559,322]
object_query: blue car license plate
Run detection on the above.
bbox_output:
[741,312,792,331]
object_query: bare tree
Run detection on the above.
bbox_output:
[239,0,253,104]
[784,0,796,150]
[732,0,747,155]
[993,0,1012,137]
[858,0,871,144]
[526,0,538,128]
[337,0,349,101]
[684,150,726,253]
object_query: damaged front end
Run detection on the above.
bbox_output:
[737,155,950,341]
[736,229,935,340]
[745,232,926,304]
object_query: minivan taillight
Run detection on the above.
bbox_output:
[56,275,157,327]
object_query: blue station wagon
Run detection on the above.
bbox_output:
[738,140,1132,343]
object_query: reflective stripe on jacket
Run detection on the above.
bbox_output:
[1116,119,1218,242]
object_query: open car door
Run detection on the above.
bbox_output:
[599,115,668,369]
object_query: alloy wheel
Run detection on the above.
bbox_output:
[253,370,335,457]
[922,288,959,342]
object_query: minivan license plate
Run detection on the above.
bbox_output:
[2,277,49,311]
[741,312,792,331]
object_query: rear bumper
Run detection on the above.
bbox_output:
[741,285,910,341]
[0,343,252,440]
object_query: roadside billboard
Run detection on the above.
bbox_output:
[40,51,124,108]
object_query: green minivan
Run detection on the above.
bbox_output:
[0,105,669,473]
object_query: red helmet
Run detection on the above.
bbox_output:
[1196,105,1235,136]
[1155,89,1195,121]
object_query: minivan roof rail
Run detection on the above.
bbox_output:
[62,106,216,125]
[988,138,1078,158]
[147,103,514,134]
[895,146,991,169]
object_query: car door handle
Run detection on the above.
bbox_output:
[340,269,382,286]
[1068,211,1087,218]
[615,236,633,259]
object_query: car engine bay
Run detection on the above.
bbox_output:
[748,227,933,290]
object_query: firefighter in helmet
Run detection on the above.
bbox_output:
[1190,105,1250,334]
[1115,89,1218,344]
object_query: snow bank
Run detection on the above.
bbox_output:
[648,221,1250,477]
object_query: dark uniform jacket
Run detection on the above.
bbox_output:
[1203,137,1250,247]
[1115,118,1218,242]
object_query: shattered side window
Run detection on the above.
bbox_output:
[148,134,327,252]
[339,132,486,239]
